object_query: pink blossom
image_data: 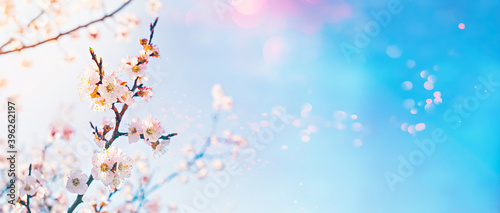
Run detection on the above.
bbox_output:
[153,140,170,158]
[142,115,164,142]
[91,150,117,185]
[137,86,153,101]
[66,170,89,195]
[128,118,143,143]
[116,155,133,179]
[98,74,127,105]
[118,87,135,106]
[119,56,146,80]
[91,147,133,190]
[20,176,39,197]
[91,96,112,111]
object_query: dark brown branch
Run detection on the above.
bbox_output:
[89,48,104,82]
[148,18,158,45]
[0,0,133,55]
[118,132,178,141]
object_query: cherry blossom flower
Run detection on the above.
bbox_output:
[128,118,143,143]
[98,75,127,105]
[78,67,100,98]
[66,170,89,195]
[91,147,133,190]
[118,87,135,106]
[141,43,160,58]
[152,140,170,158]
[116,155,133,179]
[91,150,117,185]
[119,56,147,80]
[91,97,112,111]
[20,176,39,197]
[137,86,153,101]
[142,115,165,142]
[108,175,124,190]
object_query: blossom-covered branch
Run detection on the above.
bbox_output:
[67,17,174,213]
[0,0,152,55]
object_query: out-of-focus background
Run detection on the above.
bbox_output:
[1,0,500,212]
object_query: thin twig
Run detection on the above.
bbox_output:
[0,0,133,55]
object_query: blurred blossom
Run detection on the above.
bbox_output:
[64,51,76,62]
[212,84,233,111]
[147,0,162,16]
[88,26,100,40]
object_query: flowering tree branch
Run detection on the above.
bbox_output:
[67,17,172,213]
[0,0,133,55]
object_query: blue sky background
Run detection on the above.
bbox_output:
[1,0,500,212]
